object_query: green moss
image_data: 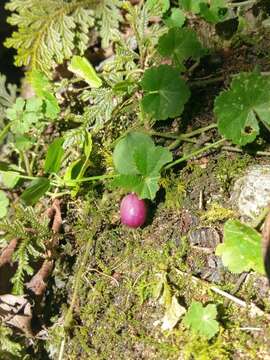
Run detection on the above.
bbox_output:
[214,153,251,193]
[201,202,236,224]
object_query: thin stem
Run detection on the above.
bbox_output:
[0,170,36,181]
[227,0,256,7]
[20,151,32,176]
[189,76,225,87]
[181,123,217,138]
[0,123,11,144]
[72,173,117,183]
[150,123,217,141]
[164,139,225,170]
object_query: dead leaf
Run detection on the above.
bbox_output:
[0,294,33,336]
[26,260,54,296]
[0,238,19,267]
[161,295,186,331]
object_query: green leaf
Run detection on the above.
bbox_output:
[113,132,172,200]
[158,28,205,70]
[183,301,219,340]
[83,132,92,159]
[113,132,154,175]
[214,72,270,146]
[63,159,85,186]
[30,70,60,119]
[180,0,204,14]
[0,191,9,218]
[21,178,50,205]
[146,0,170,14]
[44,138,65,174]
[112,173,160,200]
[1,170,20,189]
[7,97,44,135]
[216,220,264,274]
[161,295,186,331]
[68,56,102,88]
[141,65,190,120]
[164,8,186,28]
[199,0,228,24]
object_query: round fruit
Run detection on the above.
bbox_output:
[120,193,147,228]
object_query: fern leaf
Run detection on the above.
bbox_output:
[5,0,97,75]
[95,0,123,48]
[0,75,17,121]
[82,88,122,130]
[0,324,21,357]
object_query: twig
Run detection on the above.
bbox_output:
[173,268,268,318]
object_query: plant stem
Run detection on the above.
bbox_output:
[164,138,225,170]
[227,0,256,7]
[168,124,218,150]
[182,123,217,138]
[20,151,32,176]
[63,222,97,329]
[0,170,36,181]
[73,173,117,183]
[151,123,217,141]
[189,76,225,87]
[0,123,11,144]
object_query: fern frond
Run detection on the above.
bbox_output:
[11,238,34,295]
[0,206,51,294]
[82,88,122,130]
[0,75,17,121]
[95,0,123,48]
[5,0,98,75]
[0,323,22,357]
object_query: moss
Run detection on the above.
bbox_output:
[201,202,236,225]
[214,153,251,193]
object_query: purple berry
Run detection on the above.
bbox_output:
[120,193,147,228]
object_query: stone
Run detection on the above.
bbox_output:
[231,165,270,219]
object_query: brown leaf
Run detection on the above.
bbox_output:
[26,260,54,296]
[47,199,62,233]
[0,294,33,336]
[0,238,19,267]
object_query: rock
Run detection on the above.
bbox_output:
[231,165,270,219]
[188,227,220,248]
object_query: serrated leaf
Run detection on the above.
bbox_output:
[21,178,50,205]
[214,72,270,146]
[112,173,160,200]
[44,138,65,174]
[161,295,186,331]
[164,8,186,28]
[216,220,264,274]
[146,0,170,14]
[158,28,205,70]
[68,56,102,88]
[0,191,9,219]
[141,65,190,120]
[199,0,228,24]
[180,0,204,14]
[183,301,219,339]
[113,132,172,200]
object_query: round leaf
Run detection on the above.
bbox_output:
[214,72,270,146]
[141,65,190,120]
